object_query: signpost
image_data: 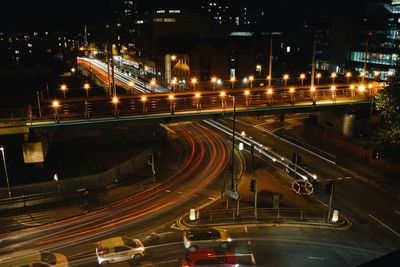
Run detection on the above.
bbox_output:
[225,187,240,201]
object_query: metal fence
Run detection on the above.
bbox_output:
[196,207,327,224]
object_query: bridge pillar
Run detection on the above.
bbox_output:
[22,133,49,165]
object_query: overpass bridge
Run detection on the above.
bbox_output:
[0,83,380,133]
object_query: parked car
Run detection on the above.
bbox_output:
[183,228,232,252]
[95,236,145,265]
[182,248,239,267]
[0,249,68,267]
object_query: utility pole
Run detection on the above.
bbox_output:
[327,180,335,222]
[231,96,236,191]
[362,33,371,83]
[110,44,116,96]
[254,179,258,219]
[311,40,316,89]
[36,91,42,117]
[268,37,273,87]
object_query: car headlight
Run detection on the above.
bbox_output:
[227,238,232,242]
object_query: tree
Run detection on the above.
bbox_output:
[375,71,400,146]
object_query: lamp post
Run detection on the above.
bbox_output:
[52,100,60,123]
[54,173,60,193]
[316,73,321,85]
[141,96,147,115]
[0,146,11,198]
[71,67,76,76]
[374,71,380,81]
[283,74,289,86]
[84,83,90,97]
[211,77,217,90]
[256,64,262,78]
[112,96,119,118]
[220,91,226,109]
[195,93,201,112]
[128,81,134,94]
[168,94,175,115]
[289,87,295,105]
[330,86,337,103]
[171,78,177,92]
[230,76,236,89]
[346,72,352,83]
[60,84,67,99]
[267,88,273,106]
[191,78,197,91]
[350,84,355,99]
[249,76,254,88]
[331,72,336,84]
[300,73,305,86]
[244,90,250,108]
[150,79,156,93]
[310,86,316,105]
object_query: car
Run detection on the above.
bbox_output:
[182,248,239,267]
[95,236,145,265]
[0,249,68,267]
[183,228,232,252]
[285,163,317,181]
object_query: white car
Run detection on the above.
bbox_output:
[95,236,145,265]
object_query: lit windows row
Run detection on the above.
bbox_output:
[350,51,398,66]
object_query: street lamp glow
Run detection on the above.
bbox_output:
[141,96,147,102]
[368,83,373,89]
[220,91,226,97]
[211,77,217,83]
[249,76,254,81]
[267,88,273,95]
[71,67,76,73]
[60,84,67,91]
[238,142,244,151]
[54,173,59,182]
[244,90,250,96]
[195,93,201,98]
[150,79,156,86]
[168,94,174,100]
[171,55,177,61]
[267,75,271,80]
[358,85,366,92]
[84,83,90,89]
[346,72,352,78]
[289,87,295,93]
[350,84,355,90]
[360,71,365,77]
[300,74,306,79]
[283,74,289,80]
[331,72,337,78]
[330,85,336,91]
[310,86,316,92]
[128,81,134,87]
[52,100,60,108]
[112,96,119,104]
[256,64,261,71]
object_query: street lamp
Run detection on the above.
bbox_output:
[60,84,67,99]
[195,93,201,112]
[128,81,134,94]
[84,83,90,97]
[244,90,250,108]
[330,86,337,103]
[168,94,175,114]
[316,73,321,85]
[171,78,177,92]
[71,67,76,76]
[230,76,236,89]
[331,72,336,84]
[350,84,355,98]
[211,77,217,90]
[300,73,306,86]
[150,79,156,93]
[141,96,147,115]
[54,173,60,193]
[191,78,197,91]
[289,87,295,105]
[0,146,11,198]
[112,96,119,117]
[346,72,352,83]
[359,71,366,82]
[374,71,380,81]
[249,75,254,88]
[220,91,226,109]
[283,74,289,86]
[267,88,273,105]
[52,100,60,123]
[310,86,316,105]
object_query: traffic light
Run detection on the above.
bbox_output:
[249,179,256,193]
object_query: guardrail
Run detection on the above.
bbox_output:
[197,207,327,224]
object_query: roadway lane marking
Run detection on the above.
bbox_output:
[250,253,256,265]
[395,210,400,216]
[308,256,325,260]
[369,214,400,238]
[243,226,256,265]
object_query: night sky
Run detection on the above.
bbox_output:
[0,0,373,32]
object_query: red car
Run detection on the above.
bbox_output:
[182,248,239,267]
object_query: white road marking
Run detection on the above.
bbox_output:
[250,253,256,265]
[165,190,171,193]
[395,210,400,216]
[369,214,400,238]
[308,256,325,260]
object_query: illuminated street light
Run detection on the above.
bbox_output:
[256,64,262,77]
[239,142,244,151]
[168,94,175,114]
[310,86,316,105]
[283,74,289,86]
[60,84,67,99]
[300,73,306,86]
[52,100,60,123]
[331,72,337,84]
[0,146,11,198]
[330,85,337,103]
[191,78,197,91]
[289,87,295,105]
[249,75,254,88]
[171,78,177,92]
[171,55,177,61]
[316,73,321,85]
[141,96,147,115]
[84,83,90,97]
[346,72,352,83]
[374,71,380,81]
[267,88,273,105]
[244,90,250,108]
[358,85,366,93]
[211,77,217,90]
[112,96,119,117]
[150,79,156,93]
[220,91,226,109]
[71,67,76,76]
[128,81,134,94]
[230,76,236,89]
[195,93,201,112]
[349,84,355,98]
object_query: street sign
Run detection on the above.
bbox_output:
[225,187,240,200]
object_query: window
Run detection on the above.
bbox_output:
[114,246,130,253]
